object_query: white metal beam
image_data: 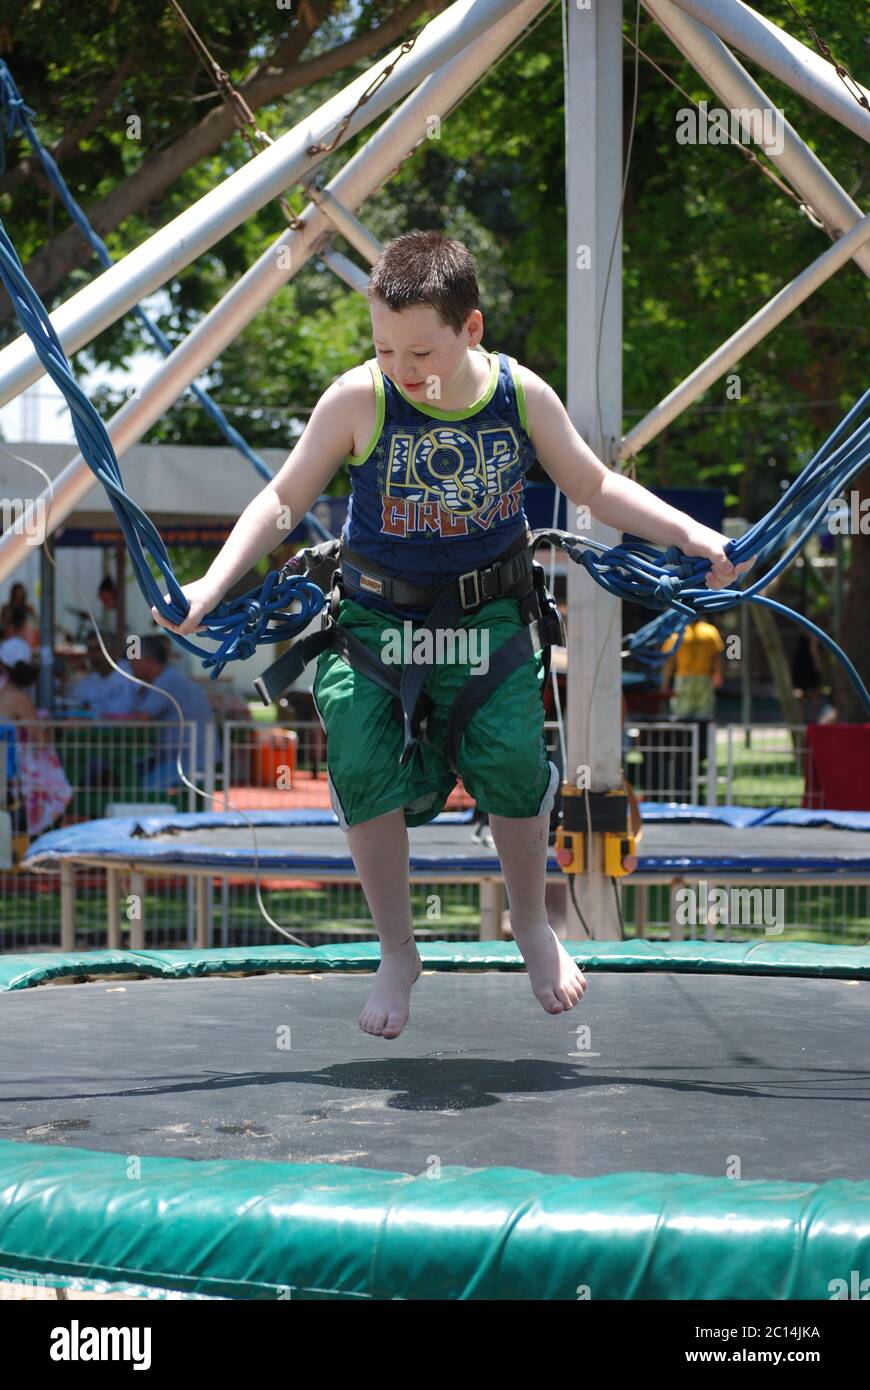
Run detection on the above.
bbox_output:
[304,184,384,265]
[319,245,372,294]
[669,0,870,142]
[0,0,533,408]
[621,210,870,458]
[642,0,870,277]
[564,0,624,939]
[0,0,550,582]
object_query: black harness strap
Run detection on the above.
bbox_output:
[397,580,467,766]
[341,537,534,611]
[253,533,564,774]
[253,627,331,705]
[442,623,536,772]
[442,567,564,772]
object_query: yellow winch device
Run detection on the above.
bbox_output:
[554,783,642,877]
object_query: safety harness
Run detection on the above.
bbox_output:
[253,531,565,774]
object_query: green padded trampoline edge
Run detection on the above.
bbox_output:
[1,940,869,991]
[0,1140,868,1301]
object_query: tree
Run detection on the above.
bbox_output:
[1,0,866,709]
[0,0,448,325]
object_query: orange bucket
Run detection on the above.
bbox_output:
[255,729,298,789]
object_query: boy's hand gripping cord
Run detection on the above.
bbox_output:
[532,380,870,716]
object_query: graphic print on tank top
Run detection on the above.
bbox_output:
[342,350,538,602]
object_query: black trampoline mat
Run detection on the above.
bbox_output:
[2,972,868,1183]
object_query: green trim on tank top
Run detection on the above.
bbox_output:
[509,355,530,435]
[346,359,385,467]
[389,346,499,419]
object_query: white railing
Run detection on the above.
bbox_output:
[0,715,864,953]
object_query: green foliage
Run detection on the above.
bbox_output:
[0,1,865,511]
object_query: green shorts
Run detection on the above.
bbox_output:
[312,596,558,828]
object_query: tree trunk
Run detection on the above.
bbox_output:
[749,600,803,729]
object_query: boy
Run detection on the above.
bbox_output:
[154,231,751,1039]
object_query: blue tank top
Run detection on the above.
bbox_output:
[341,348,537,615]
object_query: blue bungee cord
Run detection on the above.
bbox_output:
[533,384,870,715]
[0,219,325,679]
[0,59,331,543]
[624,611,689,675]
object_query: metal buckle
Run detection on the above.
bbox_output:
[542,601,566,647]
[458,570,481,610]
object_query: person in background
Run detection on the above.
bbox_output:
[791,631,825,723]
[127,634,215,792]
[660,619,724,797]
[71,634,138,716]
[2,591,39,652]
[0,626,33,677]
[0,642,72,834]
[0,642,37,714]
[661,620,724,725]
[98,574,118,617]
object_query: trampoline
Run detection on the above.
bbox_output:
[1,941,869,1300]
[21,804,870,949]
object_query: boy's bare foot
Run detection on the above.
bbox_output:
[515,924,587,1014]
[358,939,422,1039]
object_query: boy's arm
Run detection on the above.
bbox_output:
[151,371,364,637]
[519,367,754,590]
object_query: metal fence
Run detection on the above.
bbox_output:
[714,724,815,808]
[0,715,865,952]
[623,721,816,807]
[623,721,701,802]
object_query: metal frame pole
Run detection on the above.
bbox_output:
[0,0,549,582]
[565,0,624,939]
[319,246,373,294]
[642,0,870,277]
[0,0,533,408]
[305,185,385,265]
[669,0,870,141]
[621,210,870,457]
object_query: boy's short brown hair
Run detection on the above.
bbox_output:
[367,230,479,334]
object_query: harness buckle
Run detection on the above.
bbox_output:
[530,563,565,645]
[458,569,482,610]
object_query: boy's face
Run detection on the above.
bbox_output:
[370,299,484,401]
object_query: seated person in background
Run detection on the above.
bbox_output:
[72,635,138,716]
[0,641,73,834]
[0,641,39,723]
[127,634,215,792]
[0,630,33,674]
[1,585,39,650]
[98,574,118,626]
[3,601,40,656]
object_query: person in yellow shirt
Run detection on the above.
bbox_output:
[661,620,724,720]
[659,620,724,799]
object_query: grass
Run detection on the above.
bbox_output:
[712,728,806,805]
[3,876,866,952]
